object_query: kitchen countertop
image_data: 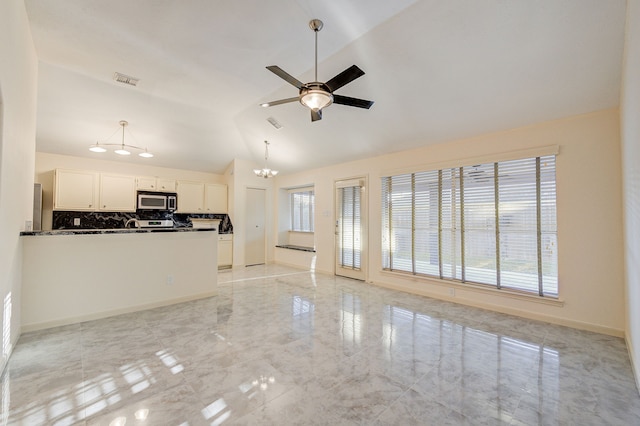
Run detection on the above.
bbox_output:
[20,227,220,236]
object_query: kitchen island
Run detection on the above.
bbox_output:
[21,228,217,331]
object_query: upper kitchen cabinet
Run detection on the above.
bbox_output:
[100,174,136,211]
[176,181,205,213]
[157,178,176,192]
[136,176,176,192]
[54,169,98,211]
[136,176,157,191]
[205,184,227,213]
[177,181,228,213]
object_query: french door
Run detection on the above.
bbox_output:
[335,178,367,280]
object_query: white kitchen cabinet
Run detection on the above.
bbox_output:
[176,181,205,213]
[205,184,228,213]
[137,176,176,192]
[218,234,233,269]
[136,176,157,191]
[157,178,176,192]
[54,169,98,211]
[99,174,136,211]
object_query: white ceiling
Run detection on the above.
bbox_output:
[24,0,627,175]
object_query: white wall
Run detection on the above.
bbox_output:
[21,230,218,331]
[275,109,625,336]
[621,0,640,390]
[35,152,225,229]
[0,0,38,373]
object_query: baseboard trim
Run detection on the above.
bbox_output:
[20,291,218,333]
[626,332,640,395]
[371,278,624,337]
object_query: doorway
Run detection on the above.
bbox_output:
[335,178,367,280]
[245,187,266,266]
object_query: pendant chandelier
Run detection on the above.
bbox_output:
[254,140,278,178]
[89,120,153,158]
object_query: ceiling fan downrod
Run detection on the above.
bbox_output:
[309,19,323,82]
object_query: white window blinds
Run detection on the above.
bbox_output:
[338,185,361,270]
[290,189,314,232]
[382,155,558,297]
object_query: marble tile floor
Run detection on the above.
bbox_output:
[2,264,640,425]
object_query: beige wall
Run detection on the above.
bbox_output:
[0,0,38,373]
[274,109,625,336]
[621,0,640,389]
[21,231,218,331]
[35,152,225,230]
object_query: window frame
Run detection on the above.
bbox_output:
[289,187,315,233]
[381,152,558,298]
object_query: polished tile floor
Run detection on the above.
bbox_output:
[2,264,640,425]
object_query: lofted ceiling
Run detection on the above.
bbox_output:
[24,0,627,175]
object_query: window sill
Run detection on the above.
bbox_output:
[276,245,316,253]
[379,269,564,307]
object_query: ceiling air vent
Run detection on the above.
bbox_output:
[267,116,282,129]
[113,72,139,87]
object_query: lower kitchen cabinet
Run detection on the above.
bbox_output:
[218,234,233,269]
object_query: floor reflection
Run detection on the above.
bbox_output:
[2,265,639,425]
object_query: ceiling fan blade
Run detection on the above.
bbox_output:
[266,66,304,89]
[311,109,322,122]
[333,94,374,109]
[261,97,299,107]
[325,65,365,92]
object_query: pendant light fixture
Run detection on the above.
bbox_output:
[254,140,278,178]
[89,120,154,158]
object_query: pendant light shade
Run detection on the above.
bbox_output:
[89,142,107,153]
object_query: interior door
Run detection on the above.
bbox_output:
[245,187,266,266]
[335,178,367,280]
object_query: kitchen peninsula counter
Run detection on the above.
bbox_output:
[20,227,218,236]
[21,228,218,332]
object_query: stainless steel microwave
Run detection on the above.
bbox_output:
[137,192,177,211]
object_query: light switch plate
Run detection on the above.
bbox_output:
[73,218,81,226]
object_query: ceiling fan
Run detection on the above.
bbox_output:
[261,19,374,122]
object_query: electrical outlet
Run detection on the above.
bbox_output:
[73,218,81,226]
[166,275,174,285]
[448,288,455,297]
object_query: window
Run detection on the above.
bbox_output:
[382,155,557,297]
[290,188,314,232]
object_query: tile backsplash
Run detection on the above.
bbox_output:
[52,211,233,233]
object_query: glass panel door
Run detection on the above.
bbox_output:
[335,178,366,280]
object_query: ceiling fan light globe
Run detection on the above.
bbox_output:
[300,89,333,111]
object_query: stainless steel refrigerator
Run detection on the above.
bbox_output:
[33,183,42,231]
